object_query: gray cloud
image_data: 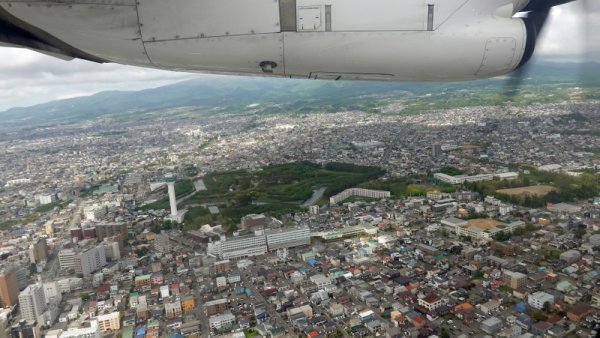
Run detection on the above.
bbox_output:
[0,2,597,111]
[0,49,195,110]
[537,1,600,60]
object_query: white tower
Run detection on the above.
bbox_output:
[165,174,178,217]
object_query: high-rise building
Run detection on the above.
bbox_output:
[28,239,48,264]
[432,143,442,157]
[42,282,61,305]
[94,223,128,242]
[0,266,20,308]
[18,285,46,322]
[153,232,172,254]
[59,246,107,277]
[14,267,28,291]
[74,246,107,277]
[58,249,76,271]
[103,240,121,261]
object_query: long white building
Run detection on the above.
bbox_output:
[208,232,267,260]
[265,227,310,250]
[441,217,525,242]
[208,226,312,259]
[208,313,235,330]
[59,320,100,338]
[433,173,494,185]
[329,188,390,204]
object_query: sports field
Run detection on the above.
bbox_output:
[497,185,556,197]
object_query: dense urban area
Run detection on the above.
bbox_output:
[0,95,599,338]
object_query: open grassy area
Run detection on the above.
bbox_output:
[497,185,556,197]
[0,213,39,229]
[180,162,384,230]
[360,176,456,197]
[182,162,384,206]
[174,179,194,197]
[34,200,71,213]
[467,168,599,207]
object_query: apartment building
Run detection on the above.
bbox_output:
[0,266,20,307]
[265,226,310,250]
[19,284,46,322]
[503,270,527,290]
[208,233,267,260]
[97,312,120,333]
[329,188,390,204]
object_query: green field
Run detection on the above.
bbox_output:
[360,176,456,197]
[0,214,39,229]
[466,167,599,207]
[34,200,71,213]
[180,162,384,230]
[183,162,384,206]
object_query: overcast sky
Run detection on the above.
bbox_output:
[0,2,597,111]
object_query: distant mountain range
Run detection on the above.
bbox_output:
[1,61,598,126]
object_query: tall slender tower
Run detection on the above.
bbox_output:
[165,174,178,217]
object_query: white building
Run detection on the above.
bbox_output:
[75,246,107,277]
[528,291,555,310]
[208,313,236,330]
[58,249,76,270]
[19,284,46,322]
[83,205,107,222]
[43,282,62,305]
[310,274,332,289]
[208,232,267,260]
[481,299,501,314]
[38,194,56,205]
[441,217,524,242]
[265,227,310,250]
[5,178,31,187]
[96,312,120,333]
[216,276,227,288]
[329,188,390,204]
[160,285,170,299]
[433,173,494,185]
[60,320,100,338]
[538,164,562,172]
[495,172,519,180]
[227,272,241,284]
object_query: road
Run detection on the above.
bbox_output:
[301,187,326,207]
[242,266,294,334]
